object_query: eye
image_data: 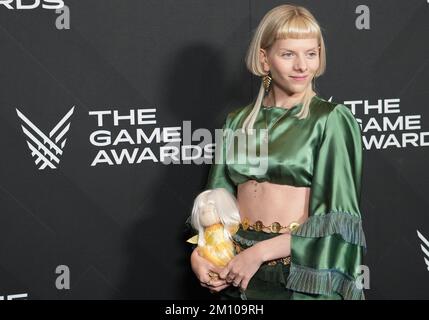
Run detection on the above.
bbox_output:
[281,52,294,57]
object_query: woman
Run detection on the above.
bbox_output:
[189,4,366,300]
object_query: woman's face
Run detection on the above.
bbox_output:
[260,38,320,95]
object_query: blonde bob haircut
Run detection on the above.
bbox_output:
[242,4,327,133]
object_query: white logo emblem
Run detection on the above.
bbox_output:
[417,230,429,271]
[16,106,75,170]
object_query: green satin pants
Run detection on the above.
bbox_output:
[218,227,342,300]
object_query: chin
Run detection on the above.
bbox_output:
[295,84,311,91]
[280,82,309,95]
[288,86,306,93]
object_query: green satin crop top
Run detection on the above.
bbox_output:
[224,95,323,188]
[206,95,363,210]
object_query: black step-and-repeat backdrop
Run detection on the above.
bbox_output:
[0,0,428,300]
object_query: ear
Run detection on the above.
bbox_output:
[259,48,270,73]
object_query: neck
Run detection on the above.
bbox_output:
[264,85,315,109]
[205,223,223,231]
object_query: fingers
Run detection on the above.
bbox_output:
[200,278,227,289]
[219,268,237,285]
[199,274,226,288]
[209,283,230,293]
[232,274,243,288]
[202,259,223,278]
[199,278,211,288]
[207,279,227,287]
[218,265,231,280]
[225,271,237,284]
[240,278,249,291]
[221,269,244,288]
[210,265,224,275]
[207,271,220,281]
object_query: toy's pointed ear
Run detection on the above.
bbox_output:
[186,234,199,244]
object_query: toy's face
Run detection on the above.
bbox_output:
[200,202,221,227]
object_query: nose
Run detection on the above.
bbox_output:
[294,54,308,72]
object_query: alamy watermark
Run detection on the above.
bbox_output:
[88,108,270,172]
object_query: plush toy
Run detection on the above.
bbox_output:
[187,188,241,267]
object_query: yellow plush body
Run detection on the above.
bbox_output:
[197,223,238,267]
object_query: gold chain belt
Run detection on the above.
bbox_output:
[233,242,291,266]
[241,217,301,234]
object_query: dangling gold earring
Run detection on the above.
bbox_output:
[262,71,272,94]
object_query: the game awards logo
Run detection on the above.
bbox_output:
[16,106,75,170]
[417,230,429,271]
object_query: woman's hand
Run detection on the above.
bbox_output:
[190,247,231,293]
[218,245,264,291]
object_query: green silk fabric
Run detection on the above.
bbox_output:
[219,227,342,300]
[200,95,366,300]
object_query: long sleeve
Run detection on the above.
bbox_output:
[204,114,237,197]
[185,113,237,233]
[285,104,367,300]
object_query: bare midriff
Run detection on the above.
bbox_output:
[237,180,310,232]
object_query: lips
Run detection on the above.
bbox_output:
[290,75,308,82]
[290,75,308,79]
